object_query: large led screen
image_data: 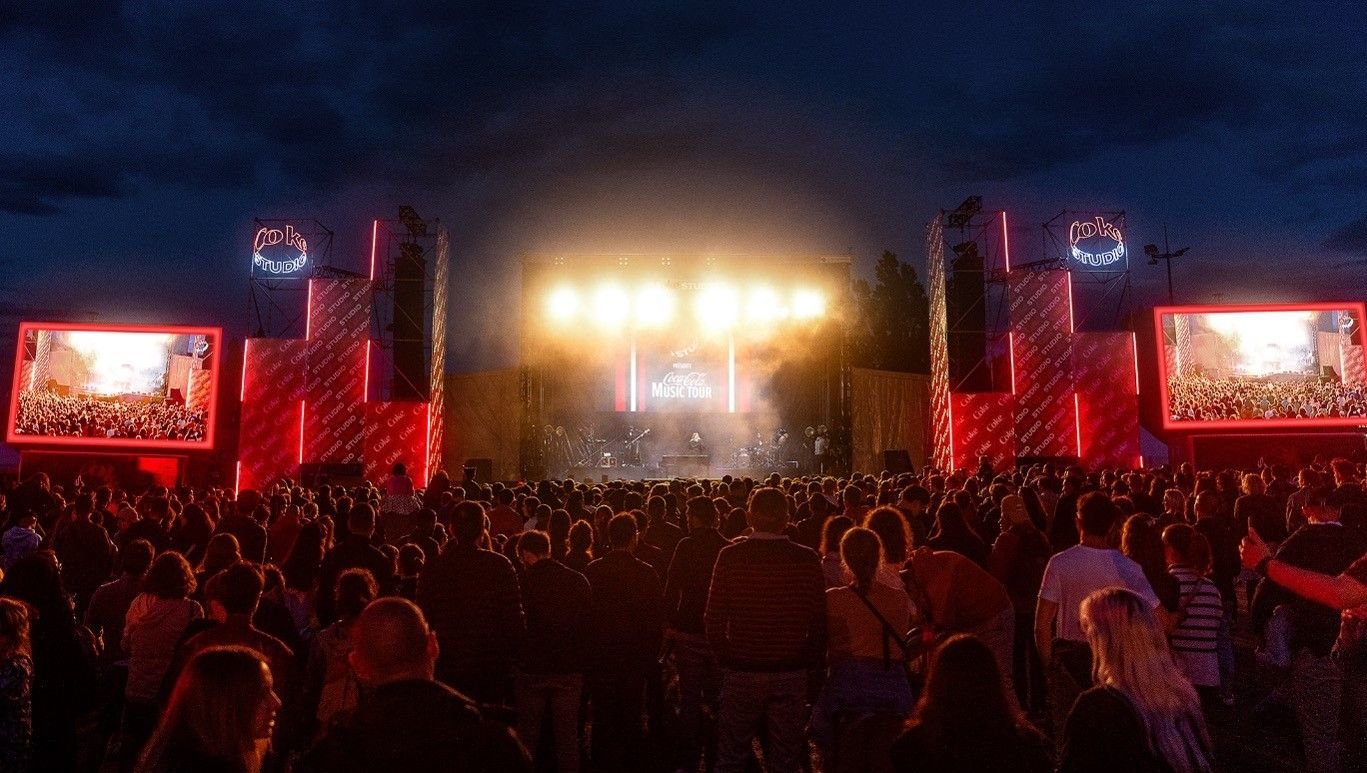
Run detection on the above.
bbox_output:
[8,322,221,449]
[1155,304,1367,430]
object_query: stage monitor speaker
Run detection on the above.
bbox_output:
[881,449,913,474]
[300,462,366,488]
[391,241,427,400]
[464,458,494,483]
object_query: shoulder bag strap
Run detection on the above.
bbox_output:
[851,585,912,661]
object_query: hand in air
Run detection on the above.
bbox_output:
[1240,527,1270,570]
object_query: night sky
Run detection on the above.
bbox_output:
[3,2,1366,372]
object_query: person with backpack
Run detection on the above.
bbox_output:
[809,527,914,761]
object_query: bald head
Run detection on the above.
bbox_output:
[349,598,438,685]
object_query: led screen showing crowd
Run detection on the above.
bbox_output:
[8,324,218,447]
[1159,306,1367,426]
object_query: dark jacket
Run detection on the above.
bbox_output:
[1235,492,1286,544]
[643,520,684,563]
[892,721,1052,773]
[704,535,826,672]
[1251,522,1367,656]
[418,544,525,683]
[296,678,531,773]
[214,513,267,564]
[316,533,396,625]
[583,550,664,673]
[1195,515,1240,606]
[663,528,729,635]
[518,558,591,675]
[51,519,115,599]
[1061,686,1191,773]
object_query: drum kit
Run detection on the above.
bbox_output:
[729,428,791,469]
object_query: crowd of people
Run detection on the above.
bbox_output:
[1166,375,1367,422]
[0,455,1366,772]
[11,391,208,442]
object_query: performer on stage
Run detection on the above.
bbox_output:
[687,431,706,453]
[813,425,829,474]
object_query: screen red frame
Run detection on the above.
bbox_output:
[7,321,223,451]
[1153,302,1367,431]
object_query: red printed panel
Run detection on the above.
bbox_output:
[951,392,1016,473]
[363,401,430,486]
[238,338,306,491]
[1008,271,1076,458]
[304,278,371,464]
[1073,332,1140,469]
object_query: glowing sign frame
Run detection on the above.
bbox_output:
[1068,215,1126,269]
[7,321,223,450]
[252,224,309,275]
[1154,302,1367,431]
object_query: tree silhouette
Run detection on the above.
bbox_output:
[849,250,930,373]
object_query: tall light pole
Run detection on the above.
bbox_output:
[1144,226,1189,305]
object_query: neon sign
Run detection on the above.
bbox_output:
[252,225,308,275]
[1068,216,1125,268]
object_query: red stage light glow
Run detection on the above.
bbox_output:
[297,400,306,465]
[240,338,250,402]
[305,280,314,340]
[1130,332,1141,396]
[234,460,242,495]
[1073,392,1083,456]
[946,394,956,472]
[7,322,222,451]
[1154,302,1367,431]
[369,219,379,281]
[1008,332,1017,394]
[1001,211,1011,272]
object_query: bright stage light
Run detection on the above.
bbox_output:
[746,286,788,323]
[62,331,175,395]
[695,283,739,332]
[546,286,580,322]
[634,284,676,328]
[791,288,825,320]
[591,284,630,329]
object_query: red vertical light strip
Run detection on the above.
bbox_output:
[423,402,432,487]
[1130,332,1140,395]
[240,338,250,401]
[1007,332,1017,394]
[363,339,371,401]
[305,279,314,340]
[1073,393,1083,457]
[369,219,379,281]
[1066,272,1076,334]
[297,400,306,465]
[946,396,956,473]
[1001,211,1011,271]
[234,460,242,495]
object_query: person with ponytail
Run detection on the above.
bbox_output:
[1061,587,1212,773]
[809,527,914,759]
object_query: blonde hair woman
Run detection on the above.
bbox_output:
[1060,587,1212,773]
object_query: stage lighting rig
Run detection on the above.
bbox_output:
[947,195,983,228]
[634,284,676,328]
[591,284,630,329]
[546,286,579,321]
[791,288,826,320]
[695,283,740,332]
[1144,226,1189,304]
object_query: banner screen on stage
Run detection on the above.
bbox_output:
[8,322,221,449]
[613,337,750,414]
[1155,303,1367,430]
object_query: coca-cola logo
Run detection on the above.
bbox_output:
[662,371,706,387]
